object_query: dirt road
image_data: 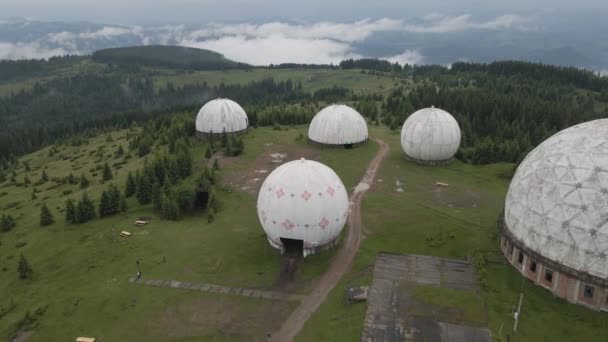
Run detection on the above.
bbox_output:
[270,138,389,342]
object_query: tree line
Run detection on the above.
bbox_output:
[0,74,349,159]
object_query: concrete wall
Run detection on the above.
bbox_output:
[501,235,608,312]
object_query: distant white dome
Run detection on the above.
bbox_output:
[505,119,608,279]
[257,159,349,256]
[400,107,461,164]
[195,98,248,134]
[308,104,368,145]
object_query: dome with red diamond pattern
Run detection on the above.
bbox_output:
[257,158,349,257]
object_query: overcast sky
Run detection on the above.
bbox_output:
[2,0,608,69]
[3,0,608,25]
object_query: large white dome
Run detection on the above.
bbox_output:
[257,158,349,256]
[308,104,368,145]
[505,119,608,279]
[400,107,461,163]
[195,98,248,134]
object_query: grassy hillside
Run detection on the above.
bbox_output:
[2,122,607,341]
[92,45,249,70]
[0,125,378,341]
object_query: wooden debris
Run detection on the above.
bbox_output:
[120,231,132,237]
[435,182,449,188]
[346,286,369,302]
[134,220,147,226]
[76,337,96,342]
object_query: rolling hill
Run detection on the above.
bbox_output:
[92,45,250,70]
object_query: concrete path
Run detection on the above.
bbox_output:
[129,276,304,301]
[270,138,390,342]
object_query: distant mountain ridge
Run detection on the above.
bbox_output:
[92,45,250,70]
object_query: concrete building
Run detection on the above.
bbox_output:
[195,98,248,138]
[501,119,608,311]
[308,104,368,148]
[256,158,349,257]
[400,106,461,165]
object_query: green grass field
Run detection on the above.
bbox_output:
[2,122,607,341]
[296,126,608,342]
[0,125,377,341]
[152,68,401,95]
[0,62,401,98]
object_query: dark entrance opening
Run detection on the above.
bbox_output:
[280,237,303,256]
[344,143,354,149]
[195,190,209,210]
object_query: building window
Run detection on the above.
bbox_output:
[530,261,537,273]
[508,243,514,256]
[517,252,524,264]
[583,285,595,299]
[545,269,553,283]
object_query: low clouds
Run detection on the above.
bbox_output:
[191,18,403,43]
[385,49,425,66]
[0,14,531,64]
[184,36,359,65]
[404,13,528,33]
[0,41,68,59]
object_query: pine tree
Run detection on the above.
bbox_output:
[175,143,192,179]
[125,172,136,197]
[118,194,128,213]
[1,214,16,232]
[151,181,163,210]
[108,184,121,214]
[79,173,89,189]
[205,146,212,159]
[0,169,5,183]
[18,254,33,279]
[65,199,76,223]
[41,170,48,182]
[208,188,219,213]
[102,162,113,181]
[136,170,153,204]
[39,202,54,226]
[212,159,220,171]
[176,188,194,213]
[197,173,211,193]
[99,190,111,217]
[31,189,37,200]
[161,192,180,221]
[100,184,126,217]
[76,193,96,223]
[166,158,179,184]
[116,144,124,157]
[68,172,77,184]
[24,174,30,186]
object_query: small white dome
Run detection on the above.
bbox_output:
[400,107,461,163]
[308,104,368,145]
[505,119,608,279]
[257,159,349,256]
[195,98,248,134]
